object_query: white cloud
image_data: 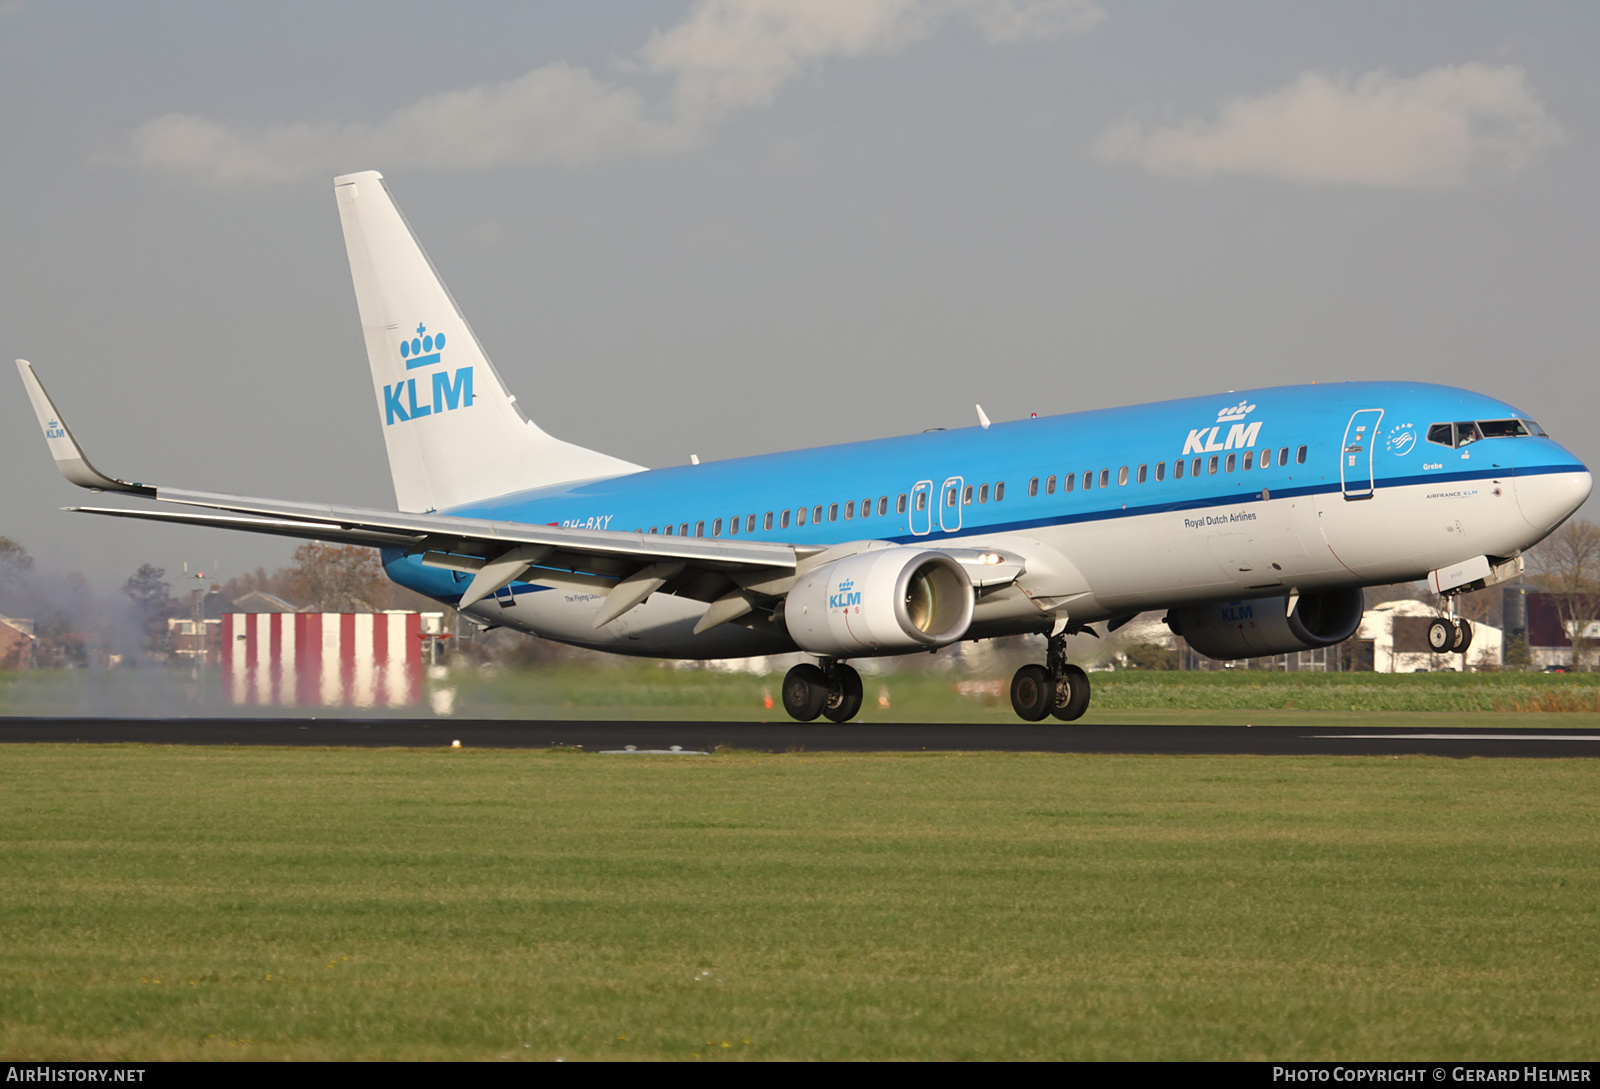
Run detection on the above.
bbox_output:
[1094,64,1563,189]
[130,0,1103,185]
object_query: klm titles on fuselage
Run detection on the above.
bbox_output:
[1183,400,1262,455]
[383,323,474,426]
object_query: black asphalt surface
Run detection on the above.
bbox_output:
[2,717,1599,757]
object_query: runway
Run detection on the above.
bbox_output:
[3,717,1600,757]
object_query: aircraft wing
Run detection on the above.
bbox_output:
[19,359,1024,628]
[17,359,816,617]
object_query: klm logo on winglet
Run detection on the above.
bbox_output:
[384,322,474,426]
[829,577,861,610]
[44,419,66,440]
[1182,399,1261,455]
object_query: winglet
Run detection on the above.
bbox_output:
[15,360,155,496]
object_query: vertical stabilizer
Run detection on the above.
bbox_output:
[334,171,641,513]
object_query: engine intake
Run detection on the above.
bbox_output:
[1166,587,1364,661]
[786,547,974,656]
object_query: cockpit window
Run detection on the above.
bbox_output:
[1479,419,1542,439]
[1427,419,1543,448]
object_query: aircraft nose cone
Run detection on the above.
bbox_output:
[1513,453,1592,533]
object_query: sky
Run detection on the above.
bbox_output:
[2,1,1597,590]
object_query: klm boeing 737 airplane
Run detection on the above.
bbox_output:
[17,171,1593,722]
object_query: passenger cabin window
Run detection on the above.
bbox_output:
[1029,477,1039,497]
[695,521,705,537]
[946,488,958,507]
[712,518,722,536]
[1192,457,1202,477]
[1225,454,1235,473]
[679,523,689,536]
[962,485,974,505]
[995,482,1005,501]
[1083,471,1093,491]
[1155,461,1165,482]
[1296,445,1307,464]
[1208,456,1218,475]
[1243,452,1253,471]
[747,514,757,533]
[902,494,912,514]
[813,505,824,523]
[1062,473,1073,493]
[1174,459,1184,480]
[728,516,738,535]
[1046,475,1057,495]
[978,484,988,504]
[1137,464,1147,484]
[1099,469,1110,488]
[1278,447,1289,467]
[879,496,889,516]
[844,501,854,520]
[828,503,838,522]
[1117,466,1129,486]
[796,507,807,526]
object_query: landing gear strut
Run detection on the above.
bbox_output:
[782,660,863,722]
[1427,598,1474,657]
[1010,633,1092,722]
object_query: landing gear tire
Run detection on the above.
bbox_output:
[1427,617,1454,653]
[1010,664,1056,722]
[822,664,864,723]
[782,664,828,722]
[1050,663,1092,722]
[1453,619,1474,655]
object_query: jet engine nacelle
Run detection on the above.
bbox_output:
[785,547,974,656]
[1166,587,1365,661]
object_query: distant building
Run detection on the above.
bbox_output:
[0,616,36,670]
[222,611,445,707]
[229,590,299,614]
[167,589,232,666]
[1525,591,1600,670]
[1358,599,1502,673]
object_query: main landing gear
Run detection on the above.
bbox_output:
[1010,633,1091,722]
[782,660,864,722]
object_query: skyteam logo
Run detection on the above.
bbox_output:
[1183,399,1262,455]
[829,577,861,610]
[384,322,474,426]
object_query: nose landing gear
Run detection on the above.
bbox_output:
[1427,596,1475,657]
[1010,632,1092,722]
[781,660,864,722]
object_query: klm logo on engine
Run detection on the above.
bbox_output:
[829,578,861,610]
[1183,399,1262,456]
[384,322,474,426]
[1221,602,1255,622]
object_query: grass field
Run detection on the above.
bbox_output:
[6,663,1599,723]
[2,744,1598,1060]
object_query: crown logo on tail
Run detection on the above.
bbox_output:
[400,323,446,370]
